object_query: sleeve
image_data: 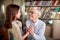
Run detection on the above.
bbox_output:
[19,21,22,27]
[26,21,30,28]
[33,23,46,40]
[11,23,22,40]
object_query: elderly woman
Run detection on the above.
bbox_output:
[26,7,46,40]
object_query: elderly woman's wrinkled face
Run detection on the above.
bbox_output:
[28,10,38,22]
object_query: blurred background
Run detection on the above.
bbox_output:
[0,0,60,40]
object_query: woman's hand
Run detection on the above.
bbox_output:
[28,25,34,36]
[22,32,29,40]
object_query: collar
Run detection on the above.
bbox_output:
[30,19,39,26]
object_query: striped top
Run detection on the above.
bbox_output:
[26,19,46,40]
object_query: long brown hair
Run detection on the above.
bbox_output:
[4,4,20,29]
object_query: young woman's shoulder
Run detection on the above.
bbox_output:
[16,20,22,24]
[39,19,46,25]
[12,20,22,28]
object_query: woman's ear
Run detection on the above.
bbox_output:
[38,12,41,18]
[37,14,39,18]
[15,14,17,18]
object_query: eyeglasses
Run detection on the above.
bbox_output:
[28,11,37,15]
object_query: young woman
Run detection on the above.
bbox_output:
[4,4,29,40]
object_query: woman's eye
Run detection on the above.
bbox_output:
[31,12,33,14]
